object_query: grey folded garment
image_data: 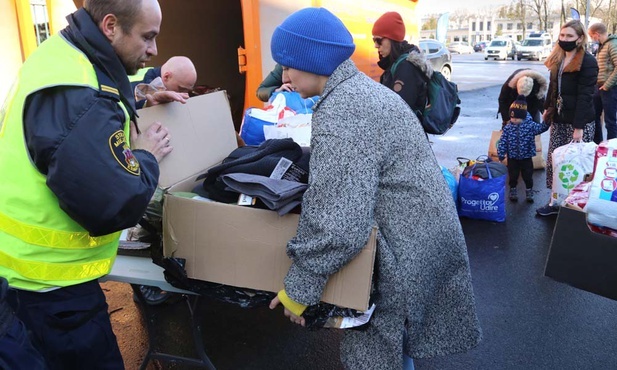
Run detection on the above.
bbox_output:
[221,173,307,215]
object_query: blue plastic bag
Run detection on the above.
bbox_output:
[240,108,275,146]
[458,163,506,222]
[270,91,318,114]
[440,165,458,205]
[240,93,297,146]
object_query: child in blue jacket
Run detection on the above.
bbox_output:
[498,95,550,202]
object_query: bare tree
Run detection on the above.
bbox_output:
[508,0,529,38]
[529,0,547,30]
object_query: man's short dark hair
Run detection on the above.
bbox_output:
[84,0,143,34]
[588,23,607,35]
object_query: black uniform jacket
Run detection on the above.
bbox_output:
[23,9,159,236]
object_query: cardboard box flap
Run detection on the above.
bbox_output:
[136,91,238,188]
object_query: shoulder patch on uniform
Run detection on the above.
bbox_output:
[393,80,404,92]
[109,130,140,175]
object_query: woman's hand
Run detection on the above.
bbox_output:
[542,109,552,124]
[269,296,306,327]
[275,83,294,93]
[572,128,583,142]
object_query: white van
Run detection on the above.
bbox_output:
[516,33,553,61]
[484,38,516,61]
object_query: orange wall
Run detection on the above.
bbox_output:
[0,1,24,104]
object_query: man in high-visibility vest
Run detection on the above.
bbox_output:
[0,0,178,368]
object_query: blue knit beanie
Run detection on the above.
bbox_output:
[271,7,356,76]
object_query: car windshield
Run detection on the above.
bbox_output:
[490,41,507,47]
[522,39,543,46]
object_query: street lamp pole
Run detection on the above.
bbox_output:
[585,0,590,27]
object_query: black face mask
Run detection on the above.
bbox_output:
[559,40,578,52]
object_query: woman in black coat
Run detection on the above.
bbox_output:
[372,12,431,121]
[536,20,598,216]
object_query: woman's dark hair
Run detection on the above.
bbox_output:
[388,40,417,63]
[84,0,142,34]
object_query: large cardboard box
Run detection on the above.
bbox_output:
[137,92,376,310]
[544,206,617,301]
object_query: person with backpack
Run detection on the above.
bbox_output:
[372,11,431,121]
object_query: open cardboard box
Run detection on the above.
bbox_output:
[137,92,376,310]
[545,206,617,301]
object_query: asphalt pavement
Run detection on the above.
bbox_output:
[143,54,617,370]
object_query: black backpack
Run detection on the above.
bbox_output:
[391,57,461,135]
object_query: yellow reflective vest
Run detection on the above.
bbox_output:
[0,34,127,291]
[129,67,154,83]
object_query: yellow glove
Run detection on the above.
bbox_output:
[277,290,307,317]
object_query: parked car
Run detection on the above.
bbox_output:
[473,42,487,52]
[418,39,453,80]
[484,38,516,60]
[516,35,552,61]
[447,41,474,54]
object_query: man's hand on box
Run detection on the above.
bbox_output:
[145,91,189,106]
[131,122,172,162]
[269,290,306,327]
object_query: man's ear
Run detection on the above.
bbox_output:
[100,14,119,42]
[162,71,172,83]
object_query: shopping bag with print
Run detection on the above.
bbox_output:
[240,93,296,145]
[458,162,507,222]
[586,139,617,231]
[550,141,597,206]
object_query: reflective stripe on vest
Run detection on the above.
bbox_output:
[0,211,119,249]
[0,33,128,290]
[0,249,113,282]
[129,67,153,83]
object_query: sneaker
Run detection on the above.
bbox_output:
[536,204,559,216]
[509,187,518,201]
[526,189,534,203]
[135,285,172,306]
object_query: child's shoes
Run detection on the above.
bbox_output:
[526,188,534,203]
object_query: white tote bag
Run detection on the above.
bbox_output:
[550,141,597,206]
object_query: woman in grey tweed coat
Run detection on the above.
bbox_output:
[268,8,482,369]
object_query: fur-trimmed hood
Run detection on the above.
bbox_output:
[545,48,586,73]
[507,69,548,100]
[406,49,434,79]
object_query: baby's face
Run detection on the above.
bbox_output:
[510,117,523,124]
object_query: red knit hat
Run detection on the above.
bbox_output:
[372,12,405,42]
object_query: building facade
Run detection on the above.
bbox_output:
[419,13,600,45]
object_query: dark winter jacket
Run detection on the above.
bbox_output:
[497,113,550,160]
[544,49,598,128]
[22,8,159,236]
[257,63,283,102]
[498,68,548,124]
[378,45,432,117]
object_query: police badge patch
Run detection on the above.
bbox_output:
[109,130,140,175]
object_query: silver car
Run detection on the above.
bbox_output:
[418,39,453,81]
